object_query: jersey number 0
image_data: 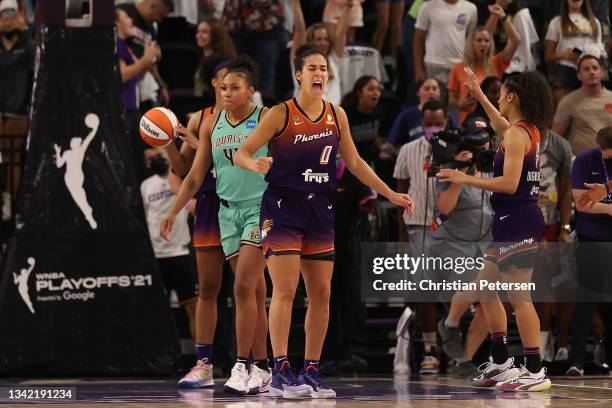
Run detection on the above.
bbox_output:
[320,145,333,165]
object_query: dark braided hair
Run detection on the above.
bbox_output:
[503,71,554,131]
[225,55,259,89]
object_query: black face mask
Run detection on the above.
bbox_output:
[1,30,20,40]
[149,155,169,176]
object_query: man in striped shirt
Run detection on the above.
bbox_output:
[393,100,448,374]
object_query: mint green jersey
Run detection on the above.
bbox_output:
[210,107,268,203]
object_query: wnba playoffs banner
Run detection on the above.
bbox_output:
[0,26,179,375]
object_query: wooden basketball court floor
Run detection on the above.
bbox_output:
[1,376,611,407]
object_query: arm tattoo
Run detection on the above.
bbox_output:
[188,180,196,191]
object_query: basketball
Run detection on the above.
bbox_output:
[139,107,178,148]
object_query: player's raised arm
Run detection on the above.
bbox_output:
[464,67,510,134]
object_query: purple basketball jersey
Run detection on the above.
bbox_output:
[490,121,541,206]
[265,99,340,193]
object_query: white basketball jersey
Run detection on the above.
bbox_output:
[140,174,190,258]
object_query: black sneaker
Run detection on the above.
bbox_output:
[437,318,463,360]
[448,361,479,379]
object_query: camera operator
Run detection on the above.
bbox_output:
[430,117,495,378]
[393,99,449,374]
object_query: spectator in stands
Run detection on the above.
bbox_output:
[413,0,478,84]
[341,76,385,165]
[291,0,352,105]
[193,19,236,100]
[372,0,405,62]
[116,8,159,115]
[386,77,457,147]
[323,0,364,43]
[545,0,605,105]
[0,0,31,220]
[116,0,174,109]
[0,0,33,117]
[566,126,612,376]
[448,4,520,124]
[325,150,376,374]
[141,147,198,340]
[552,54,612,155]
[503,0,540,75]
[394,100,450,375]
[117,0,174,183]
[533,126,573,362]
[222,0,285,100]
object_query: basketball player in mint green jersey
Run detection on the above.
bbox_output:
[161,57,271,396]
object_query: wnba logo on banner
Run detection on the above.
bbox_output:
[13,256,154,314]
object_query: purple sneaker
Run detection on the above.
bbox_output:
[269,362,311,399]
[299,366,336,398]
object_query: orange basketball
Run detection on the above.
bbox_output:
[139,107,178,148]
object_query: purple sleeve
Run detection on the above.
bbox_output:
[117,39,130,62]
[571,152,590,190]
[387,111,406,146]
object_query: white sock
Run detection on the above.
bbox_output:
[423,331,437,353]
[445,317,459,328]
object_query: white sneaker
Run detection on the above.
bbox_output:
[471,357,520,387]
[247,365,272,395]
[419,355,440,375]
[178,360,214,388]
[497,365,552,392]
[554,347,568,361]
[224,362,250,395]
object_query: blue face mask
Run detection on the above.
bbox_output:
[424,126,444,141]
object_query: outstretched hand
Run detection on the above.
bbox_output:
[463,67,484,101]
[576,183,608,209]
[175,123,199,149]
[436,168,470,184]
[389,192,415,215]
[488,4,506,18]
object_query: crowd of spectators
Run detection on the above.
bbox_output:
[0,0,611,377]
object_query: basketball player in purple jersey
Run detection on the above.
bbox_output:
[235,45,414,399]
[437,68,554,392]
[164,56,228,388]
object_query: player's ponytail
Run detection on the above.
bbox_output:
[503,71,554,132]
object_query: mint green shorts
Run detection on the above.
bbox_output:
[218,199,262,259]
